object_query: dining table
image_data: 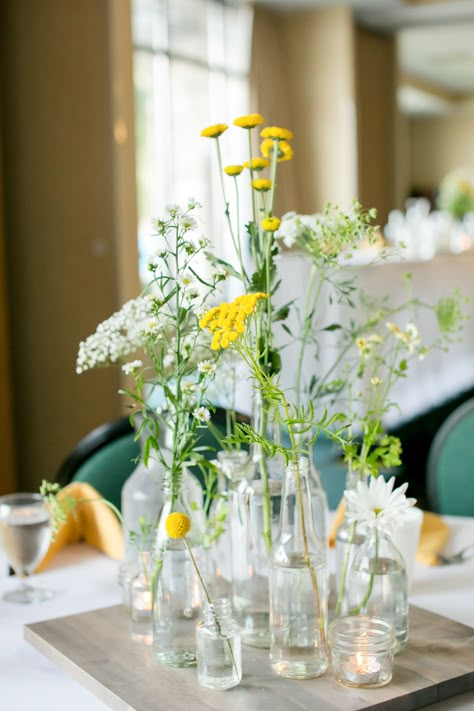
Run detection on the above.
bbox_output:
[1,513,474,711]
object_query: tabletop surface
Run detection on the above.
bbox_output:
[1,514,474,711]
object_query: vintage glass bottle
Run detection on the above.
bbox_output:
[196,598,242,690]
[345,526,409,652]
[269,457,329,678]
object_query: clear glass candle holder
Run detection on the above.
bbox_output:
[328,616,396,688]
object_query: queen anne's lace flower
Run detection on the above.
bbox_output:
[76,296,156,373]
[344,475,416,531]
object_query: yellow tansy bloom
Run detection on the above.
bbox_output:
[261,216,281,232]
[200,293,269,350]
[165,512,191,539]
[261,138,294,162]
[260,126,294,141]
[243,157,270,171]
[233,113,265,128]
[200,123,228,138]
[252,178,272,192]
[224,165,244,176]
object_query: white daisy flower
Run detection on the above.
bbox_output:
[122,360,143,375]
[344,475,416,531]
[193,406,211,423]
[187,197,202,210]
[197,360,216,376]
[166,203,182,218]
[163,352,174,369]
[178,215,198,232]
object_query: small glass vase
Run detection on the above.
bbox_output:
[229,394,284,649]
[269,457,329,679]
[196,598,242,690]
[130,550,153,644]
[329,615,396,688]
[152,476,205,667]
[345,526,409,652]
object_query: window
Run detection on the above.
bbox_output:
[132,0,253,282]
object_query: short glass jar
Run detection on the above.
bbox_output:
[328,615,396,688]
[196,598,242,690]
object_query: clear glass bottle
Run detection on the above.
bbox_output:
[152,476,204,667]
[196,598,242,690]
[130,550,153,644]
[269,457,329,679]
[334,471,368,616]
[206,450,253,598]
[293,429,329,546]
[329,615,396,688]
[230,394,285,649]
[345,526,408,652]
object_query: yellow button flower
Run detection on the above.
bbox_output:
[165,512,191,539]
[233,113,265,128]
[224,165,244,176]
[252,178,272,192]
[243,157,270,171]
[260,126,294,141]
[261,138,294,162]
[200,123,228,138]
[261,216,281,232]
[200,293,268,349]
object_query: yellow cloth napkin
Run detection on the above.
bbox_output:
[328,501,450,566]
[37,481,124,572]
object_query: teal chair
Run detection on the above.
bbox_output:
[426,398,474,516]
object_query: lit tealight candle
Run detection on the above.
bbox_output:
[343,652,381,685]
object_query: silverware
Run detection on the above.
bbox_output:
[436,544,474,565]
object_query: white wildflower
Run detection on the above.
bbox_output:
[178,270,197,291]
[344,475,416,531]
[197,360,217,376]
[187,197,202,210]
[163,352,174,369]
[178,215,198,232]
[122,360,143,375]
[193,406,211,423]
[166,203,182,218]
[371,376,383,385]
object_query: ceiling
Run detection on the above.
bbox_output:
[254,0,474,116]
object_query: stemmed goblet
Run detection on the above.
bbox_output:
[0,493,53,603]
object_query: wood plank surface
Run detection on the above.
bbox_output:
[24,605,474,711]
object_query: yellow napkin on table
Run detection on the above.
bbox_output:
[36,481,124,572]
[328,501,450,566]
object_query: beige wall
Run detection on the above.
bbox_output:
[0,0,139,491]
[355,27,397,225]
[410,108,474,191]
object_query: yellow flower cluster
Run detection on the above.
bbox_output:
[165,512,191,539]
[200,293,269,350]
[261,126,294,141]
[201,123,228,138]
[234,113,265,128]
[261,138,294,162]
[252,178,272,192]
[224,165,244,176]
[243,157,270,171]
[261,216,281,232]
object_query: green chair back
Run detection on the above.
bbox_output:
[426,398,474,516]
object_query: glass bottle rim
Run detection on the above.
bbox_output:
[328,615,396,653]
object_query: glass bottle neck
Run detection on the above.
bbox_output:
[277,457,320,553]
[204,597,232,624]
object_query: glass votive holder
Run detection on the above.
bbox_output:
[328,616,396,688]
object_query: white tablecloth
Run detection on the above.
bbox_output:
[1,516,474,711]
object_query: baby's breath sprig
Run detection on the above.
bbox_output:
[40,481,77,536]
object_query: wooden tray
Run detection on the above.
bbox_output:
[25,605,474,711]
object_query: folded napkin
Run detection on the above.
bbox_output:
[328,501,450,566]
[37,481,124,572]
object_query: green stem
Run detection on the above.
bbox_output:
[349,527,378,615]
[268,140,279,216]
[247,129,257,227]
[295,264,321,408]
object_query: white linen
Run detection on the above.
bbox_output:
[1,516,473,711]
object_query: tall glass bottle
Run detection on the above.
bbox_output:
[345,527,408,652]
[334,471,368,616]
[152,474,204,667]
[293,429,329,547]
[269,457,329,679]
[230,395,284,648]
